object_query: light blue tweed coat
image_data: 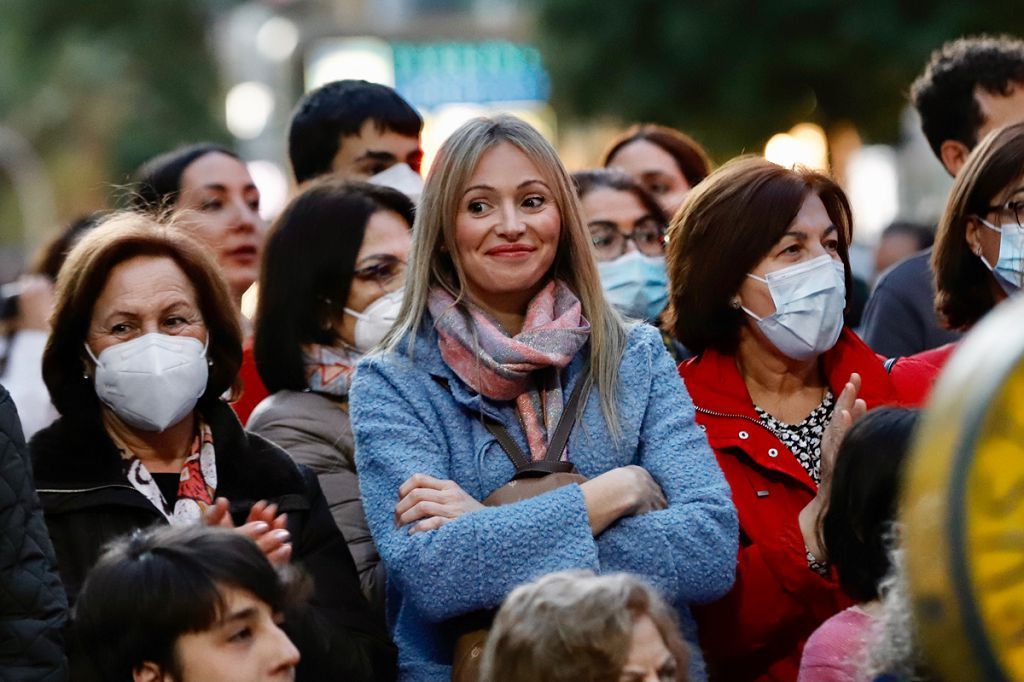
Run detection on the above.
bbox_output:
[350,318,738,681]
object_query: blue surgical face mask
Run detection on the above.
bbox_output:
[741,254,846,361]
[596,251,669,321]
[977,218,1024,294]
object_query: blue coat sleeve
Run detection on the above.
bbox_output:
[350,356,600,624]
[594,330,738,604]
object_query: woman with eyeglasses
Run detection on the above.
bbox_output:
[892,122,1024,404]
[573,170,689,361]
[249,180,414,613]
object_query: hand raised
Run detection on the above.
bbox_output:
[203,497,292,566]
[820,373,867,490]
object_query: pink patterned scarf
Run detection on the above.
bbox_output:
[112,418,217,525]
[302,343,361,397]
[428,280,590,461]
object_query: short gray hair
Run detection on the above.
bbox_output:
[480,571,689,682]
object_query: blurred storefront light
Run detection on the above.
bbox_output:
[846,145,899,244]
[306,37,395,90]
[225,81,275,139]
[246,159,289,222]
[256,17,300,63]
[764,123,829,171]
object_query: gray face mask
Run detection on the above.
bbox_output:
[368,163,424,202]
[740,255,846,361]
[86,333,209,432]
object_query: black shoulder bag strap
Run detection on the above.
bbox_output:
[483,364,592,477]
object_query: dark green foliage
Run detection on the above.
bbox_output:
[535,0,1024,158]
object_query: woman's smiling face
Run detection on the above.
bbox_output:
[452,141,562,316]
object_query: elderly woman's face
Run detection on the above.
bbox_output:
[618,614,683,682]
[453,142,561,316]
[736,193,843,320]
[175,152,265,302]
[87,255,207,358]
[607,139,690,219]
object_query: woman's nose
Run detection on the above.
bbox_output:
[494,202,526,239]
[269,623,300,673]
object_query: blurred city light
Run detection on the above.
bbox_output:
[306,37,396,90]
[225,81,275,139]
[246,159,289,222]
[256,17,300,63]
[764,123,829,171]
[846,144,899,243]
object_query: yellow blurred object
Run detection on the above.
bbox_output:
[763,123,828,171]
[903,293,1024,680]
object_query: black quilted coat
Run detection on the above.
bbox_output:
[31,399,396,682]
[0,385,68,681]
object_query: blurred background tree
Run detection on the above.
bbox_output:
[0,0,239,265]
[535,0,1024,160]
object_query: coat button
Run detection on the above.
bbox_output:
[699,424,707,432]
[738,431,749,440]
[768,448,779,458]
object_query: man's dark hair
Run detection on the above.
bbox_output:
[74,525,307,681]
[880,221,935,252]
[822,408,919,603]
[288,80,423,184]
[911,34,1024,160]
[131,143,239,213]
[254,180,414,393]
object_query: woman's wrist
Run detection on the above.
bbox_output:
[799,496,826,561]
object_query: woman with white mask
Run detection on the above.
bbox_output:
[572,169,690,361]
[249,180,413,613]
[667,157,910,681]
[30,213,397,681]
[891,122,1024,405]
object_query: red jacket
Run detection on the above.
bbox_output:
[679,329,899,681]
[888,342,957,407]
[230,340,270,425]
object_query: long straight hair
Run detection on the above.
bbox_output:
[381,115,628,434]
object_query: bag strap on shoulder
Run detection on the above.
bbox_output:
[483,365,592,472]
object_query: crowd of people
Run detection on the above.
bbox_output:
[1,31,1023,682]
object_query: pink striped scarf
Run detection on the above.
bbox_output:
[428,280,590,461]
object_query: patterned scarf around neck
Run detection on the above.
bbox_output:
[112,418,217,525]
[302,343,362,397]
[428,279,591,461]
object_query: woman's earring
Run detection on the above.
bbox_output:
[730,297,742,309]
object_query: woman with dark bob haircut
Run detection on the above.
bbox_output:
[668,156,917,680]
[249,180,414,612]
[602,123,712,219]
[30,213,396,681]
[891,123,1024,405]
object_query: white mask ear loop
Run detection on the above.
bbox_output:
[739,272,770,321]
[84,342,102,367]
[975,218,1002,271]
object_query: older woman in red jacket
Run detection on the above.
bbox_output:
[665,157,902,681]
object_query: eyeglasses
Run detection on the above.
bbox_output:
[353,256,406,292]
[589,219,666,260]
[982,198,1024,230]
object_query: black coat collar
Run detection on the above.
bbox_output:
[31,400,307,506]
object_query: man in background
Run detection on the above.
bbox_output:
[862,34,1024,358]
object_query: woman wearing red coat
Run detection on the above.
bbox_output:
[665,157,902,681]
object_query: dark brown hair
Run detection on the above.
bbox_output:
[43,212,243,419]
[932,122,1024,331]
[571,168,669,228]
[665,156,853,355]
[602,124,712,188]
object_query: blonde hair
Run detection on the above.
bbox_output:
[480,570,690,682]
[382,115,628,434]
